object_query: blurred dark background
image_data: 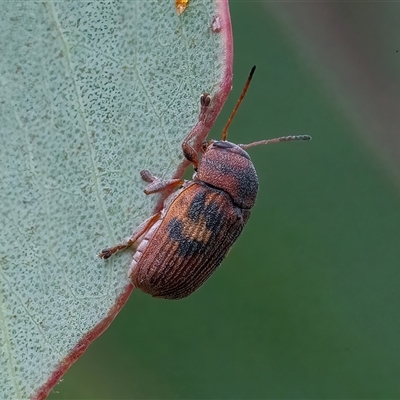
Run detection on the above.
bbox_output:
[50,2,400,398]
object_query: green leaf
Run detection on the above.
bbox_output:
[0,1,232,398]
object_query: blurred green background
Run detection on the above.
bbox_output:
[50,2,400,398]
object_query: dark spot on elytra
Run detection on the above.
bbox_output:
[167,218,184,241]
[167,217,206,257]
[204,201,223,232]
[188,190,224,233]
[188,191,207,222]
[167,190,226,258]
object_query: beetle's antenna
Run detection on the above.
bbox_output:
[222,65,256,141]
[239,135,312,149]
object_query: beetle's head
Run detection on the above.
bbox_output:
[196,140,259,209]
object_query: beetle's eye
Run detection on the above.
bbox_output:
[213,140,235,149]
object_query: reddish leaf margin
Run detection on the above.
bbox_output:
[33,0,233,398]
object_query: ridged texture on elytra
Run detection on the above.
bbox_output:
[130,182,250,299]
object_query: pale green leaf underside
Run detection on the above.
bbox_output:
[0,1,227,398]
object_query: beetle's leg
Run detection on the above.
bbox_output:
[180,93,212,168]
[99,212,161,259]
[182,140,199,169]
[140,170,184,195]
[140,169,157,183]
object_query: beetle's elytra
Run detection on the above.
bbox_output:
[99,66,311,299]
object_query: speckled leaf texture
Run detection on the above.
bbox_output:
[0,1,232,399]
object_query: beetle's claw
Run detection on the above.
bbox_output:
[99,248,113,259]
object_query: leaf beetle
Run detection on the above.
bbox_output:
[99,66,311,299]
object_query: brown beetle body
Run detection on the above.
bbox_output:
[131,178,251,299]
[99,67,311,299]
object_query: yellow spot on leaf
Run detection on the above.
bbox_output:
[176,0,189,15]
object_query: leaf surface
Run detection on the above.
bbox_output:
[0,1,232,398]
